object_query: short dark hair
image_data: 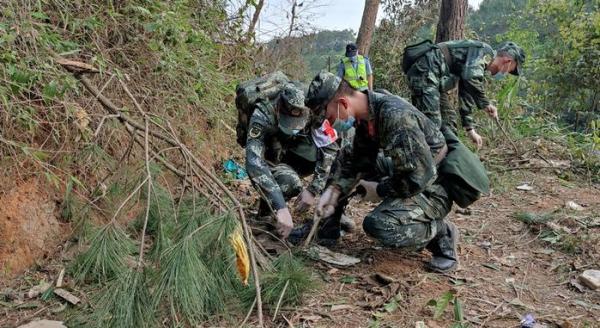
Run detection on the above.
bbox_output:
[496,50,513,59]
[332,79,356,100]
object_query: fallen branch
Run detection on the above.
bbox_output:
[494,165,559,173]
[272,280,290,321]
[59,60,264,326]
[494,117,520,156]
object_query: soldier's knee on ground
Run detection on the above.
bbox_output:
[272,164,303,200]
[362,214,434,250]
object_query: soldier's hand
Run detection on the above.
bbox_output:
[466,129,483,150]
[358,179,382,203]
[484,104,498,119]
[293,188,315,214]
[275,208,294,238]
[316,185,341,218]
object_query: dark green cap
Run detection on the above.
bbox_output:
[305,71,341,114]
[278,83,310,135]
[497,42,526,76]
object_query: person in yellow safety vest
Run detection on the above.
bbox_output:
[337,43,373,91]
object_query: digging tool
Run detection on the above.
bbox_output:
[302,185,366,248]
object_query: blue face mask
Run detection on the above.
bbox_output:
[332,103,355,134]
[494,72,507,80]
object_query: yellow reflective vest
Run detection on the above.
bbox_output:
[342,55,368,90]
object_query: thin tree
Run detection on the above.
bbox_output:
[288,0,299,37]
[435,0,467,43]
[356,0,380,56]
[246,0,265,41]
[435,0,467,123]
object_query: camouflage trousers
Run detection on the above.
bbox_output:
[257,159,312,216]
[362,183,452,250]
[406,50,459,134]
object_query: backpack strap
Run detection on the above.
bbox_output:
[437,43,453,68]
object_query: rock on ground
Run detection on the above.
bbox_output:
[17,320,66,328]
[579,269,600,290]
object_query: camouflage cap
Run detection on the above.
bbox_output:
[497,42,526,76]
[305,71,341,115]
[278,83,310,135]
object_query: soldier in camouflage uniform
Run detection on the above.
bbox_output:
[405,41,526,149]
[306,72,460,272]
[246,83,338,238]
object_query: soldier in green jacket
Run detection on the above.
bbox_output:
[245,83,338,238]
[304,71,459,272]
[405,40,525,149]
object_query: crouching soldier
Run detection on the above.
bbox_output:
[235,72,338,238]
[303,72,489,272]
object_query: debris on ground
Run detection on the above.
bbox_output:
[27,281,51,299]
[306,245,360,267]
[52,289,80,305]
[17,320,66,328]
[579,269,600,290]
[516,183,534,191]
[520,313,535,328]
[565,200,584,211]
[373,272,396,285]
[55,268,65,288]
[223,159,248,179]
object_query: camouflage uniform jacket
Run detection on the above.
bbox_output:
[246,99,338,210]
[332,91,446,198]
[439,40,495,129]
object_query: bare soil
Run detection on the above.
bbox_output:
[0,178,67,280]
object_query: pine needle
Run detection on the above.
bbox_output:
[153,237,223,325]
[198,213,244,305]
[243,253,315,309]
[71,203,94,242]
[61,177,75,221]
[71,222,135,283]
[87,268,154,328]
[133,185,176,259]
[152,204,245,324]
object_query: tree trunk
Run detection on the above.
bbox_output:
[436,0,467,127]
[356,0,380,56]
[288,1,298,38]
[435,0,467,43]
[246,0,265,41]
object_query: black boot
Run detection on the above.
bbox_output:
[426,220,459,273]
[288,212,342,246]
[288,195,353,246]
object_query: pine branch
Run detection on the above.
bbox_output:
[59,60,265,327]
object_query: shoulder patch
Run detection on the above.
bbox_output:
[249,124,263,139]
